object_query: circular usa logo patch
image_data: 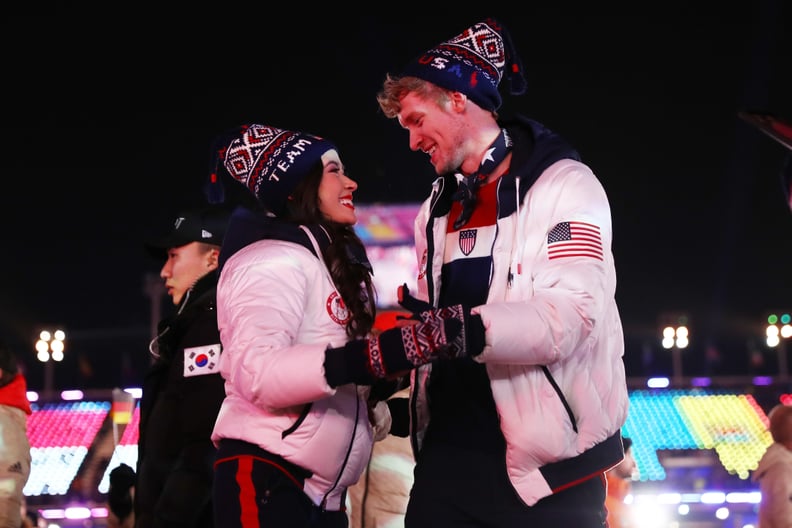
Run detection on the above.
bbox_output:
[326,291,351,325]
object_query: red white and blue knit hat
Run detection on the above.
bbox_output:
[216,124,336,216]
[402,18,526,112]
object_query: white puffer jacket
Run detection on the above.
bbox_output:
[211,221,382,511]
[408,117,630,506]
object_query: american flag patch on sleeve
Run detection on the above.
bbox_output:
[547,221,603,261]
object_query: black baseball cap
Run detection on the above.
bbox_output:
[145,206,230,258]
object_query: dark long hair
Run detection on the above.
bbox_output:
[284,161,377,339]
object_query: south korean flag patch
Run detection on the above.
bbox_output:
[183,344,222,377]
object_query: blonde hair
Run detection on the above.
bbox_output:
[376,73,503,121]
[376,74,453,119]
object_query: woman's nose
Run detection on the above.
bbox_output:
[344,174,358,190]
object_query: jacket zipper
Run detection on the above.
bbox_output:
[319,385,361,509]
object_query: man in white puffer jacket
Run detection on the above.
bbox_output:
[376,18,629,527]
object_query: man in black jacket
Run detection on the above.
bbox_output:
[134,206,229,528]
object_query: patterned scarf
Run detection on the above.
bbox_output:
[452,128,512,230]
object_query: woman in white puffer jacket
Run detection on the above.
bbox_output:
[210,124,383,528]
[210,124,462,528]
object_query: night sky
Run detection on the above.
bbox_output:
[1,7,791,391]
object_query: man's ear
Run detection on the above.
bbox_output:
[208,248,220,269]
[450,91,467,112]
